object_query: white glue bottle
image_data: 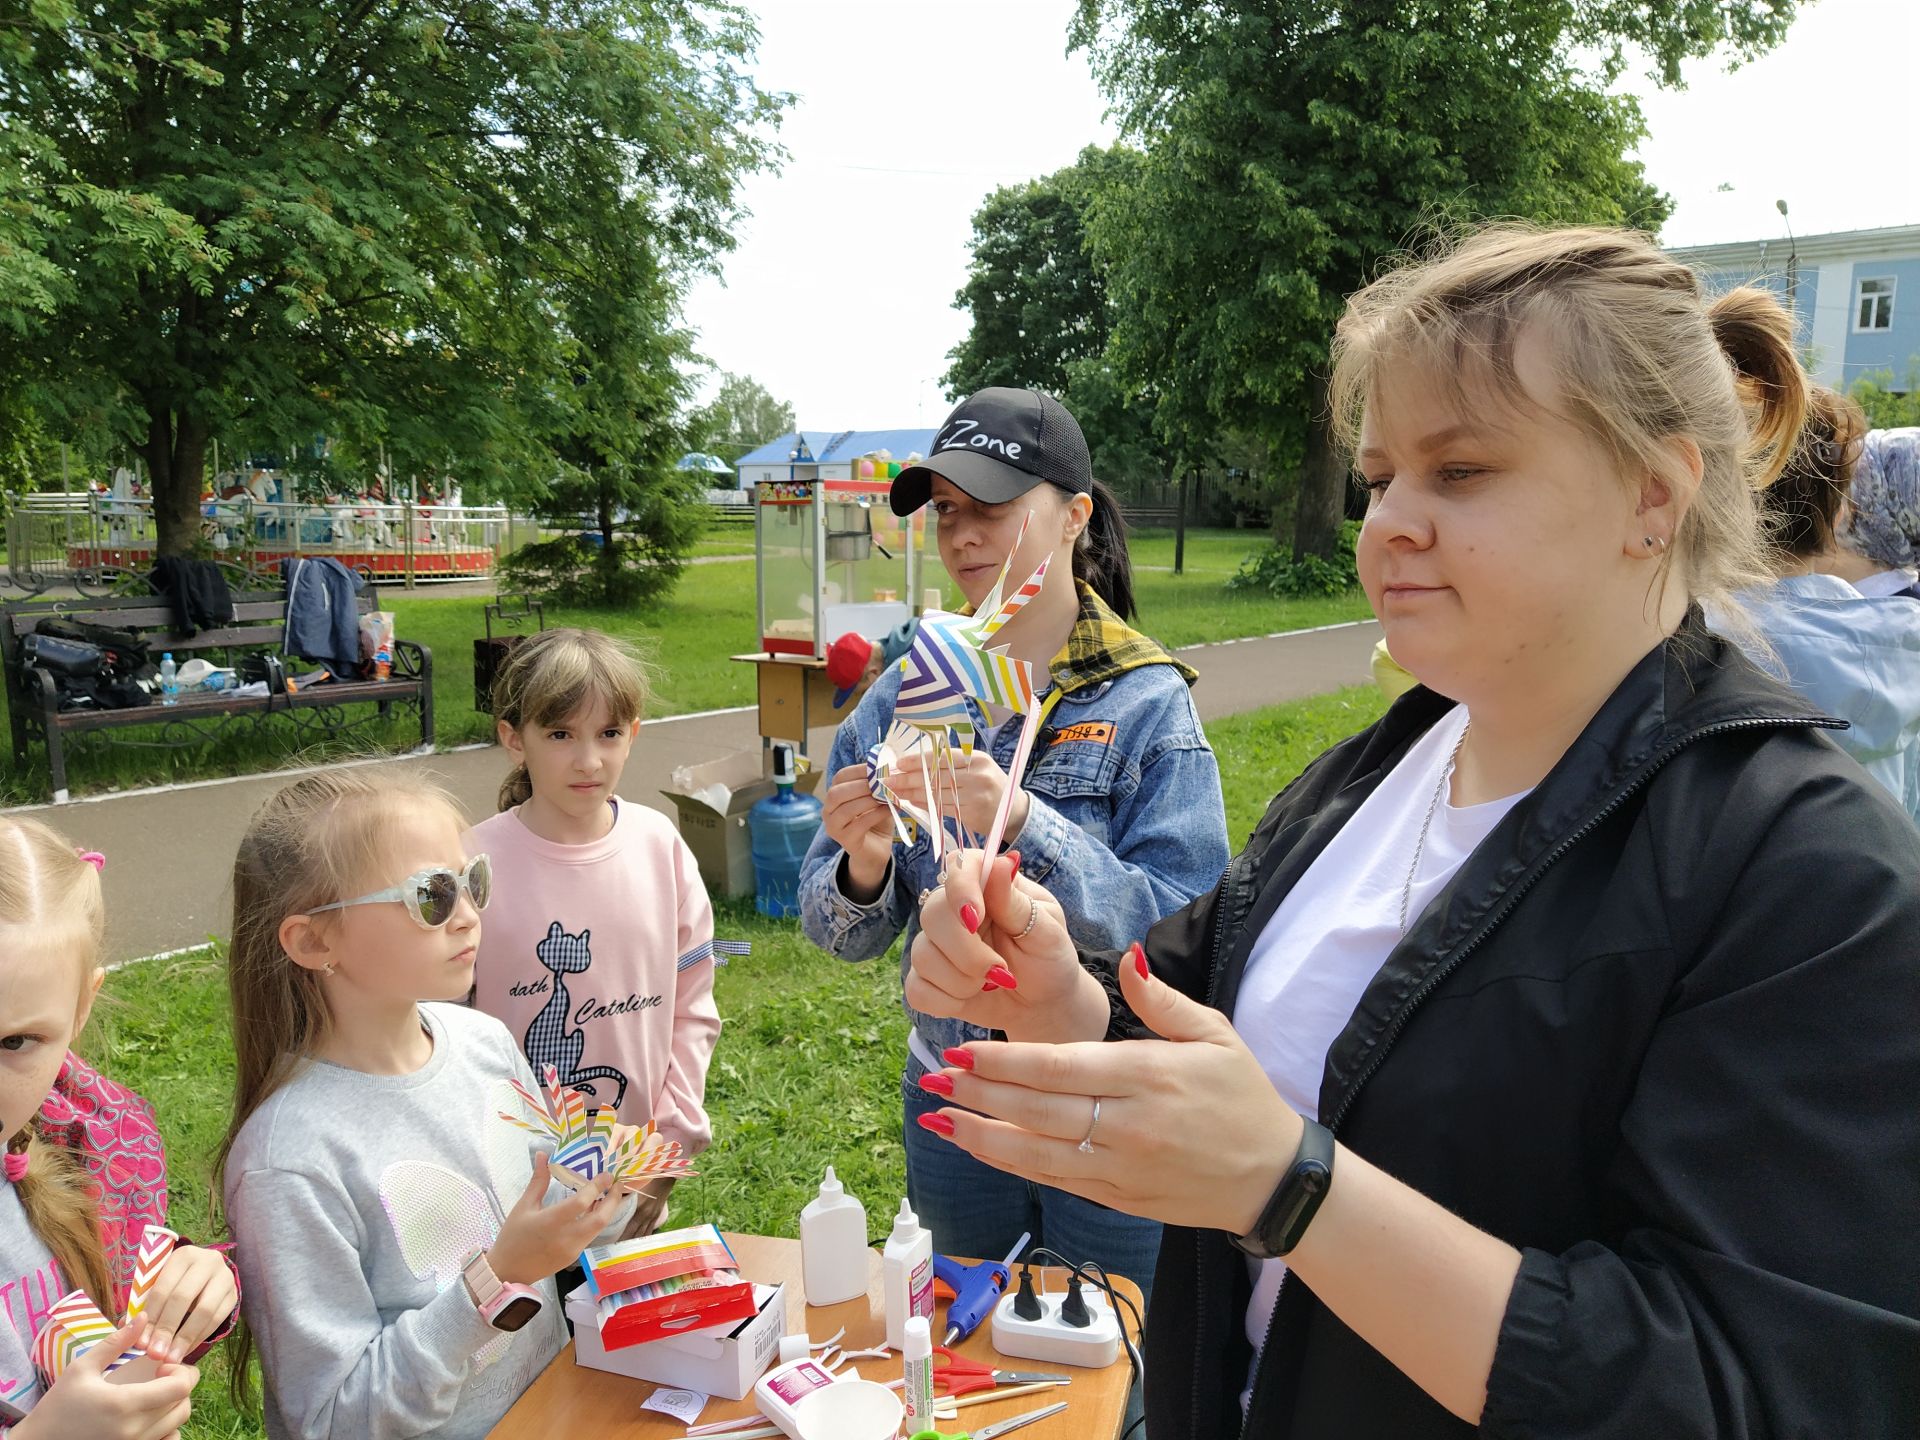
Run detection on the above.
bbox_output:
[903,1315,935,1431]
[799,1166,868,1306]
[882,1197,934,1351]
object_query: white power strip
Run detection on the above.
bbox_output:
[989,1287,1122,1368]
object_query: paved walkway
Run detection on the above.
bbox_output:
[13,620,1380,964]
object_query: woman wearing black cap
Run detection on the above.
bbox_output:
[798,387,1230,1314]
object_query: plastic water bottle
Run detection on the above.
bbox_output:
[749,743,822,918]
[159,653,178,706]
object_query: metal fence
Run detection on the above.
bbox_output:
[2,493,528,596]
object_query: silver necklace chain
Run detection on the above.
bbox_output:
[1399,719,1470,935]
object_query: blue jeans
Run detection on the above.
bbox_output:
[904,1055,1155,1435]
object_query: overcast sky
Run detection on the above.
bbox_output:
[682,0,1920,437]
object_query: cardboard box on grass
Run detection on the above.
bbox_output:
[568,1281,786,1400]
[662,751,824,899]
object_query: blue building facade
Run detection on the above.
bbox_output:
[1670,224,1920,393]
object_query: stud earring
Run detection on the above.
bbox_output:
[1643,535,1667,553]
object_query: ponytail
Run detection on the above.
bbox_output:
[1073,478,1135,620]
[1757,383,1866,560]
[1707,286,1809,493]
[12,1126,113,1312]
[499,765,533,812]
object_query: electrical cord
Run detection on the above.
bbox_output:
[1027,1246,1148,1439]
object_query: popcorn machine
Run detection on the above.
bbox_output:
[754,478,929,658]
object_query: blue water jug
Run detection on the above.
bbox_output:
[749,743,822,918]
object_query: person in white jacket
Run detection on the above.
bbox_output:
[1712,388,1920,822]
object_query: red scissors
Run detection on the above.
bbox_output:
[930,1346,1070,1398]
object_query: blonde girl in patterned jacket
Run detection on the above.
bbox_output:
[0,817,238,1438]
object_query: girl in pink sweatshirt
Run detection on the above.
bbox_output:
[465,629,720,1237]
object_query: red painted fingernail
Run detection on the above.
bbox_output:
[943,1046,976,1070]
[919,1072,955,1096]
[960,903,980,934]
[1007,850,1022,879]
[985,963,1019,991]
[981,980,1001,992]
[918,1113,956,1136]
[1131,942,1150,980]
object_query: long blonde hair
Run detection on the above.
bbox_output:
[490,627,651,810]
[0,817,115,1310]
[1331,225,1809,612]
[215,769,466,1404]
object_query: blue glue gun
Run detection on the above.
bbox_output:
[934,1230,1029,1345]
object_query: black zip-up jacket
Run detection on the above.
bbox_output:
[1098,617,1920,1438]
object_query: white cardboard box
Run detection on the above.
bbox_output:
[567,1280,787,1400]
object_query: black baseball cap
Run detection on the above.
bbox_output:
[890,388,1093,516]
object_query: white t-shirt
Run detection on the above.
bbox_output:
[1229,706,1530,1386]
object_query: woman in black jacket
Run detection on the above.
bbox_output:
[905,225,1920,1439]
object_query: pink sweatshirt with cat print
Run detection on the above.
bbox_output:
[465,802,720,1153]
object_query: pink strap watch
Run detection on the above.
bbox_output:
[462,1250,546,1333]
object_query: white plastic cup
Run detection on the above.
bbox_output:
[791,1379,903,1440]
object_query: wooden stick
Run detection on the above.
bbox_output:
[942,744,974,850]
[979,703,1042,863]
[916,744,942,866]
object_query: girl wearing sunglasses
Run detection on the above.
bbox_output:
[466,627,720,1241]
[218,771,634,1440]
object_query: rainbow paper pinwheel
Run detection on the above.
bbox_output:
[893,512,1052,860]
[32,1225,180,1387]
[895,515,1050,756]
[500,1065,698,1193]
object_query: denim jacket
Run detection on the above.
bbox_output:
[798,587,1230,1063]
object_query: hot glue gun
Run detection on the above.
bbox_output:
[934,1231,1029,1346]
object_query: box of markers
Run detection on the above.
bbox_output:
[577,1223,759,1351]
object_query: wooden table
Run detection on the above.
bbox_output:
[490,1233,1142,1438]
[731,653,868,760]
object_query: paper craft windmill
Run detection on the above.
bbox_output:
[865,719,941,848]
[890,512,1052,862]
[500,1065,699,1193]
[33,1225,181,1387]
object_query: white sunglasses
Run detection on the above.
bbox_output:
[308,854,492,930]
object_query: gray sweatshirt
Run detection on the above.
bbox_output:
[224,1003,628,1440]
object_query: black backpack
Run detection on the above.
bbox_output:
[23,621,156,711]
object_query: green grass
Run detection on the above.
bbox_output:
[691,534,756,558]
[0,531,1373,801]
[1126,525,1274,576]
[73,681,1391,1438]
[1206,685,1391,848]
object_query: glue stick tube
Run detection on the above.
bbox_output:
[903,1316,934,1431]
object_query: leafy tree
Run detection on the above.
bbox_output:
[1850,366,1920,429]
[1,0,783,555]
[945,144,1170,493]
[1070,0,1799,558]
[945,146,1135,399]
[499,256,707,606]
[687,372,796,458]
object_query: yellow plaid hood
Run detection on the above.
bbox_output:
[1049,582,1198,695]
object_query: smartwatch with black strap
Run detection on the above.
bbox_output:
[1228,1117,1336,1260]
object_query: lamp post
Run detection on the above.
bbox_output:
[1775,198,1798,316]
